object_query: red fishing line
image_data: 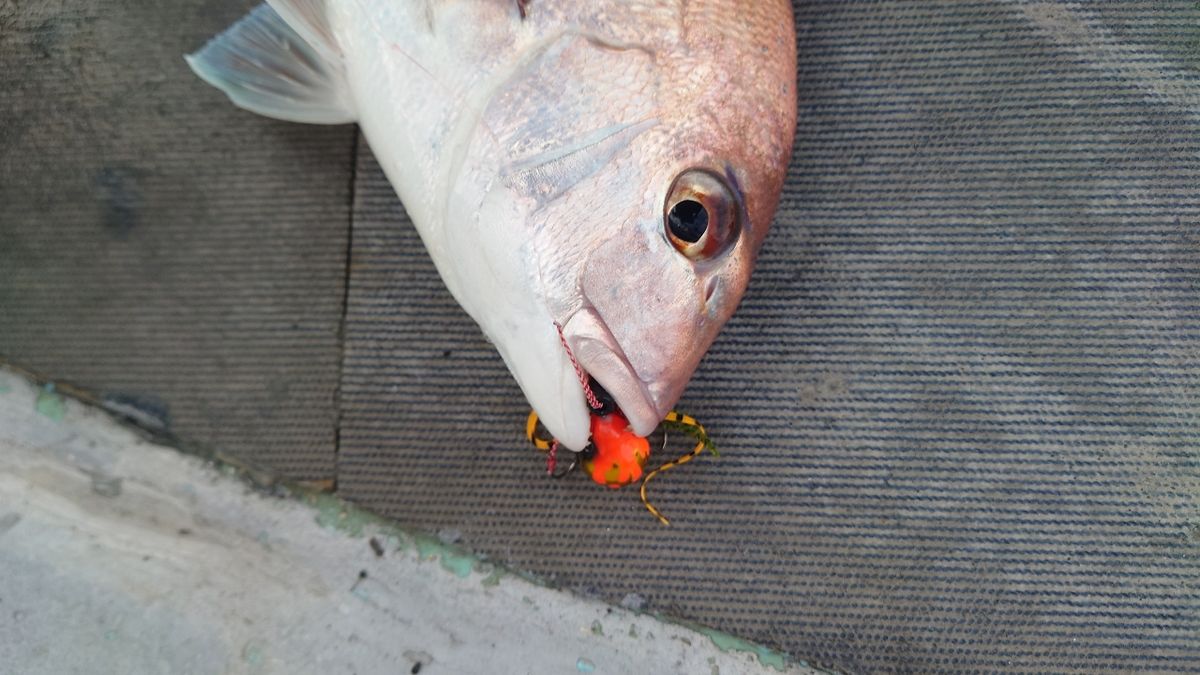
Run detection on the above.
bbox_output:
[554,322,602,411]
[546,439,559,475]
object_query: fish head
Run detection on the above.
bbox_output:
[449,3,797,449]
[185,0,795,450]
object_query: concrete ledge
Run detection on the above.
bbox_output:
[0,367,819,675]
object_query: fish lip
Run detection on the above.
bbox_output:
[559,307,661,438]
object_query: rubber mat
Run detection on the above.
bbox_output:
[336,2,1200,672]
[0,0,353,480]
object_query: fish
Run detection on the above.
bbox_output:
[187,0,797,451]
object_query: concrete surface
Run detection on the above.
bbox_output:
[0,366,818,675]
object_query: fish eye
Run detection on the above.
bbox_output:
[664,169,739,260]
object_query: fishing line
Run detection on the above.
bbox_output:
[554,321,602,411]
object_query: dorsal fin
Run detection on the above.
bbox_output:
[185,2,355,125]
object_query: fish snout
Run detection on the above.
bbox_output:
[563,225,720,437]
[561,301,706,438]
[560,309,661,437]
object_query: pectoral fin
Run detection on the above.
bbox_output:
[186,2,354,125]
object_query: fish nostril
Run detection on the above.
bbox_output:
[704,277,719,305]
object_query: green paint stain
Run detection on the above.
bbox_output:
[412,534,474,578]
[308,495,414,551]
[0,383,11,394]
[242,642,264,667]
[413,535,441,560]
[440,550,474,578]
[575,657,596,673]
[479,565,505,587]
[590,620,604,636]
[311,494,377,537]
[698,628,788,672]
[385,533,407,554]
[35,384,65,421]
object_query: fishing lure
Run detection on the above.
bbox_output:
[525,408,716,526]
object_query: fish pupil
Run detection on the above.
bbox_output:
[668,200,709,243]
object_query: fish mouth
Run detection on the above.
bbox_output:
[559,308,661,438]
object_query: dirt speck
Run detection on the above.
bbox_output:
[403,650,433,673]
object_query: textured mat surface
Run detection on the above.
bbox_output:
[336,2,1200,673]
[0,0,353,479]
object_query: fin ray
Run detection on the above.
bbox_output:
[186,3,354,125]
[266,0,341,62]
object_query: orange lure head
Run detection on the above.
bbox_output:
[583,411,651,489]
